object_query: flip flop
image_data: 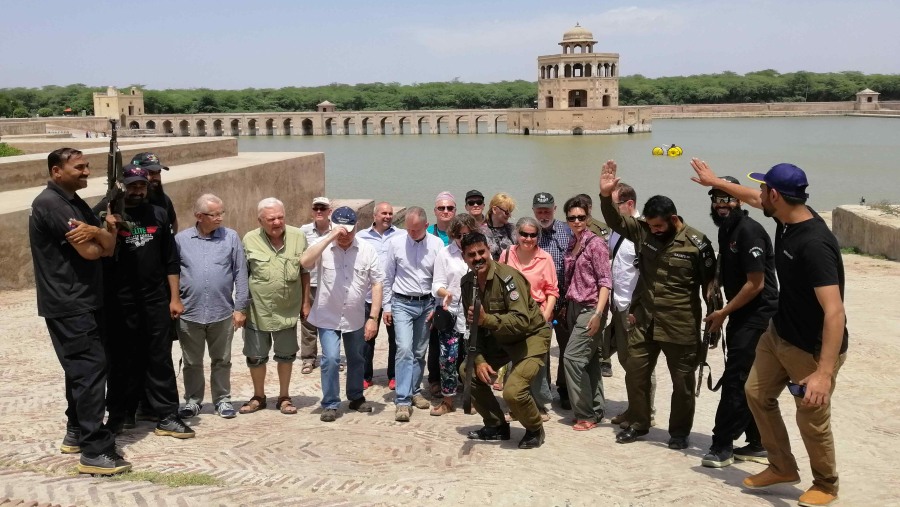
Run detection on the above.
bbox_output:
[573,420,598,431]
[301,363,314,374]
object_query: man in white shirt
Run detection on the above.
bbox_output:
[301,207,384,422]
[298,196,333,374]
[382,207,445,422]
[357,202,405,389]
[606,182,656,428]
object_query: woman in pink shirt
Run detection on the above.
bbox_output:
[499,216,558,420]
[562,196,611,431]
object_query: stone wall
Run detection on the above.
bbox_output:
[0,137,238,192]
[832,205,900,261]
[0,122,46,136]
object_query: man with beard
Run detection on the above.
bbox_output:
[700,177,778,468]
[131,152,177,231]
[691,160,848,507]
[460,231,552,449]
[599,160,717,449]
[94,166,193,439]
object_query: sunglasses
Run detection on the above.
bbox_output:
[711,196,738,204]
[436,206,456,212]
[466,200,484,206]
[518,232,538,238]
[787,381,806,398]
[494,206,511,216]
[312,206,329,212]
[566,215,588,222]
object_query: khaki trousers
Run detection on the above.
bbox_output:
[745,322,846,495]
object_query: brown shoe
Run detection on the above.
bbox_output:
[798,485,838,507]
[611,413,629,426]
[430,400,455,416]
[412,394,431,410]
[742,466,801,490]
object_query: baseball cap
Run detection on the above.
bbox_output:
[748,163,809,199]
[708,176,740,195]
[465,190,484,201]
[312,196,331,207]
[131,152,168,171]
[122,164,149,185]
[331,206,357,232]
[533,192,555,208]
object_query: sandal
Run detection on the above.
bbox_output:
[573,420,598,431]
[239,395,266,414]
[276,396,297,415]
[301,363,314,375]
[430,400,455,416]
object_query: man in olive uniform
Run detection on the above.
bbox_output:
[460,232,552,449]
[599,160,717,449]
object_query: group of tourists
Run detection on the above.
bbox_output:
[31,146,847,507]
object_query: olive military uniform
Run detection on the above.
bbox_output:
[587,217,611,243]
[461,260,552,431]
[600,195,716,438]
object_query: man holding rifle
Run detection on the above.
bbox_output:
[699,176,778,469]
[459,231,551,449]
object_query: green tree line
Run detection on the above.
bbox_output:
[2,71,898,117]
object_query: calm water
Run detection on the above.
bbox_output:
[238,117,899,237]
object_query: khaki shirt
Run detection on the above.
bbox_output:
[461,260,551,365]
[600,195,716,345]
[588,217,612,242]
[243,226,308,332]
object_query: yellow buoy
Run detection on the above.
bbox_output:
[652,146,664,156]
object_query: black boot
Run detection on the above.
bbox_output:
[518,426,545,449]
[60,426,81,454]
[467,423,511,441]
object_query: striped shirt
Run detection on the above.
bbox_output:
[176,225,250,324]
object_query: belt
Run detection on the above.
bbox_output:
[394,293,432,302]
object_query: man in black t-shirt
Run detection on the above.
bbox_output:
[95,166,194,439]
[692,160,848,507]
[700,176,778,469]
[29,148,130,475]
[131,152,178,231]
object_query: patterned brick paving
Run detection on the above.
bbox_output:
[1,255,898,506]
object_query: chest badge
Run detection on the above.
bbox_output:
[729,241,738,253]
[509,290,520,301]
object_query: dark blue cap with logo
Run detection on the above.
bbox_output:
[748,163,809,199]
[131,152,168,171]
[122,164,149,185]
[331,206,358,231]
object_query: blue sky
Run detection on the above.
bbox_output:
[2,0,897,89]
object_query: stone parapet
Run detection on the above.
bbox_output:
[832,205,900,261]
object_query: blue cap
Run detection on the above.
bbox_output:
[748,163,809,199]
[331,206,357,231]
[122,164,149,185]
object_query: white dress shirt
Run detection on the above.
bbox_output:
[609,227,639,312]
[308,238,384,332]
[431,242,469,334]
[382,232,444,312]
[299,221,333,287]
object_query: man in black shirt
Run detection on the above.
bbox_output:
[96,166,193,439]
[131,152,177,231]
[692,160,848,507]
[699,176,778,469]
[29,148,130,475]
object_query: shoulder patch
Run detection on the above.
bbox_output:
[501,274,513,283]
[687,233,708,251]
[749,246,764,258]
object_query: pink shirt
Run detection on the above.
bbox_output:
[499,245,560,310]
[564,231,612,307]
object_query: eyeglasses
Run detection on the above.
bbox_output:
[312,206,329,212]
[436,206,456,212]
[616,200,631,205]
[566,215,588,222]
[494,206,511,216]
[466,199,484,206]
[518,232,538,238]
[711,196,738,204]
[202,211,226,218]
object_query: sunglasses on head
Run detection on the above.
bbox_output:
[711,195,738,204]
[466,199,483,206]
[436,206,455,212]
[566,215,587,222]
[518,231,538,238]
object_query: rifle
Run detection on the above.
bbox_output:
[105,119,125,225]
[461,281,481,414]
[696,255,725,397]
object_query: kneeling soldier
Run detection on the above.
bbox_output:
[460,232,552,449]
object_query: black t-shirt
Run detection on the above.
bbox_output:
[718,210,778,329]
[148,190,177,229]
[773,208,848,354]
[29,182,104,318]
[100,203,180,306]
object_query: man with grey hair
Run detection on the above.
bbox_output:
[383,206,444,421]
[239,198,309,415]
[175,194,249,420]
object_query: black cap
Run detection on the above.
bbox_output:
[532,192,555,208]
[131,151,168,171]
[465,189,484,201]
[122,164,149,185]
[708,175,741,195]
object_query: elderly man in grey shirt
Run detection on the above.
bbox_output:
[175,194,250,420]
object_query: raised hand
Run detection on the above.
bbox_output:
[599,159,620,197]
[690,158,720,188]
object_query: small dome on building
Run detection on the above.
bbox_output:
[562,23,594,41]
[317,100,336,106]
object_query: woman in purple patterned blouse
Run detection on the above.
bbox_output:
[562,196,612,431]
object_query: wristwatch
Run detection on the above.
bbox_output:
[367,315,378,321]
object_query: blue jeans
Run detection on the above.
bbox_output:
[318,327,366,409]
[392,298,434,406]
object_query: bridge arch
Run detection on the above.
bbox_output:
[196,119,207,136]
[343,117,353,135]
[179,120,190,136]
[301,118,313,135]
[324,118,333,135]
[494,115,507,134]
[230,119,240,136]
[162,120,173,134]
[213,119,223,136]
[128,120,140,129]
[283,118,293,135]
[146,120,156,130]
[247,119,258,136]
[265,118,275,136]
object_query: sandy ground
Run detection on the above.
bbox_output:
[0,251,897,507]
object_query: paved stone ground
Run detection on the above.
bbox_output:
[2,254,898,506]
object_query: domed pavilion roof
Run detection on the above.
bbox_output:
[562,23,595,42]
